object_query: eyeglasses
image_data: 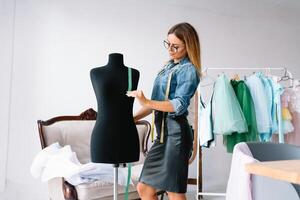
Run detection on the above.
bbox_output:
[163,40,185,53]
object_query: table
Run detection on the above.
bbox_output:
[245,160,300,185]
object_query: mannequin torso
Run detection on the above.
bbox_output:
[90,53,140,164]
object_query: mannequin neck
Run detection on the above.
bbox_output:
[107,53,124,67]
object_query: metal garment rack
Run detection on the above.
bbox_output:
[196,67,293,199]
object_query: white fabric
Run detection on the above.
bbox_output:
[30,142,63,178]
[289,88,300,113]
[226,142,258,200]
[199,101,215,147]
[31,142,132,186]
[282,120,294,134]
[198,85,215,147]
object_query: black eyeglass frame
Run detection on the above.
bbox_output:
[163,40,185,53]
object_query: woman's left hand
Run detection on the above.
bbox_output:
[126,90,149,106]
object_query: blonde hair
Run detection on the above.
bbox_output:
[168,22,201,74]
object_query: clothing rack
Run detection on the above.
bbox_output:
[196,67,293,198]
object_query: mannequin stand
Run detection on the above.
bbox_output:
[113,164,119,200]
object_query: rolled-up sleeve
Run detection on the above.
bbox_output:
[169,65,200,117]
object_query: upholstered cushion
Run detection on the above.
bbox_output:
[42,121,95,164]
[47,177,140,200]
[43,120,149,200]
[48,165,143,200]
[75,165,142,200]
[76,182,140,200]
[42,120,147,165]
[75,164,143,199]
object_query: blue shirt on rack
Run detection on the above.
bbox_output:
[151,56,200,117]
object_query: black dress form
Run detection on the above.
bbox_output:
[90,53,140,164]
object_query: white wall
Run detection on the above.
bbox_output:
[0,0,15,193]
[0,0,300,199]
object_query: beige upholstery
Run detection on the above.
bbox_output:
[41,120,149,200]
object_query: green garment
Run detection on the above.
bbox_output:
[223,80,259,153]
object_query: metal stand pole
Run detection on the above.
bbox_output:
[114,164,119,200]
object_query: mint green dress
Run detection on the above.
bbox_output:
[223,80,259,153]
[212,74,248,135]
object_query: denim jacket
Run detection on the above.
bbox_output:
[151,56,200,117]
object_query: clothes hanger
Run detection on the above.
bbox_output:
[217,71,225,77]
[263,67,272,78]
[278,68,294,88]
[287,79,300,90]
[278,67,293,82]
[232,74,240,81]
[243,70,258,81]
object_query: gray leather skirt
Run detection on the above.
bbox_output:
[139,111,193,193]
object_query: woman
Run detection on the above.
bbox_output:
[127,22,201,200]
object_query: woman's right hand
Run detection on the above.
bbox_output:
[126,90,149,107]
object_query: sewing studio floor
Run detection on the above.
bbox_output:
[161,192,225,200]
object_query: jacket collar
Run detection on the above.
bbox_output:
[170,56,190,65]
